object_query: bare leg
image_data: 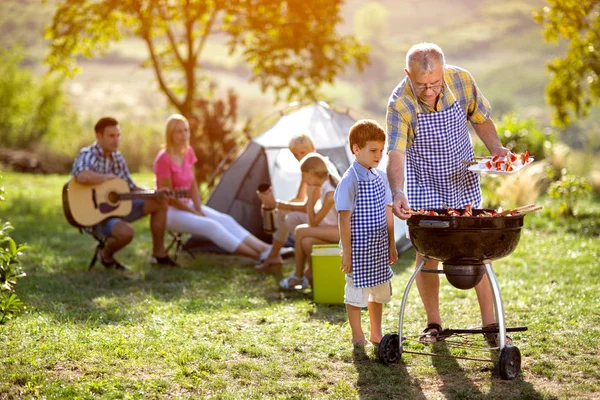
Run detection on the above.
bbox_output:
[264,211,307,266]
[102,221,133,262]
[262,238,286,266]
[415,253,442,326]
[300,236,328,284]
[144,198,168,258]
[475,272,496,326]
[242,235,269,253]
[368,302,384,344]
[233,242,261,260]
[288,224,339,286]
[346,304,366,345]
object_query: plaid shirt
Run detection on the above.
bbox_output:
[71,142,136,190]
[386,65,491,152]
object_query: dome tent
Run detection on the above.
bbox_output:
[186,101,409,251]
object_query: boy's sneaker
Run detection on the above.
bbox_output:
[150,255,179,267]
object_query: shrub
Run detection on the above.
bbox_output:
[0,45,82,153]
[0,177,27,324]
[473,113,557,160]
[475,114,557,207]
[547,170,592,216]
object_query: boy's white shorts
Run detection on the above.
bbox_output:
[344,274,392,308]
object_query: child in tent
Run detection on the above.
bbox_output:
[279,153,341,289]
[334,120,397,345]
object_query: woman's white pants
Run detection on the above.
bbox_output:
[166,205,250,253]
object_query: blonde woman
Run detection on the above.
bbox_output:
[153,114,279,262]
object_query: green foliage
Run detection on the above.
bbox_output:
[193,88,249,187]
[473,113,557,160]
[547,170,593,215]
[45,0,369,111]
[45,0,368,180]
[353,2,388,44]
[475,114,557,208]
[0,178,27,324]
[534,0,600,127]
[0,46,81,153]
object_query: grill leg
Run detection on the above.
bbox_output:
[484,260,507,349]
[398,257,427,353]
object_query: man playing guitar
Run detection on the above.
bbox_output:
[71,117,178,270]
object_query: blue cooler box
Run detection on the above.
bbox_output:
[311,244,345,305]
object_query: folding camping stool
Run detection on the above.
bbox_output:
[166,231,195,262]
[83,228,106,270]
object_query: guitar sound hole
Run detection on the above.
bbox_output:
[108,192,120,203]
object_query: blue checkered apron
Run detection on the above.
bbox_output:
[350,167,394,288]
[405,83,481,209]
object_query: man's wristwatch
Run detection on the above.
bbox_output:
[393,189,406,197]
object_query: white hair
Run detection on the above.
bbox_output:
[406,43,445,74]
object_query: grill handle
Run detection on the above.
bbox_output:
[419,220,450,228]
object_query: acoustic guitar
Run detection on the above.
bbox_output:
[62,178,188,228]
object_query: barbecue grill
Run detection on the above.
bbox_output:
[377,208,529,380]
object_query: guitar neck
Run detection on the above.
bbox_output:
[118,192,158,200]
[117,190,187,200]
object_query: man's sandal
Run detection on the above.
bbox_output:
[419,323,444,344]
[483,323,513,348]
[100,255,129,271]
[279,274,309,290]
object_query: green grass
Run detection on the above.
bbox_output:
[0,172,599,399]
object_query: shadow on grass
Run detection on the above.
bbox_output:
[430,342,553,399]
[309,304,347,324]
[18,249,316,325]
[352,345,426,399]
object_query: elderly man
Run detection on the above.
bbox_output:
[386,43,509,343]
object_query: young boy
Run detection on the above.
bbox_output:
[334,120,398,345]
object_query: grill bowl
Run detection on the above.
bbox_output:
[407,209,524,264]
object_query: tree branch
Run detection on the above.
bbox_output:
[194,8,218,64]
[157,0,186,67]
[136,8,182,111]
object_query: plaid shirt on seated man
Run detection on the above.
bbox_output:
[72,142,136,190]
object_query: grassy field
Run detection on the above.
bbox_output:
[0,172,598,399]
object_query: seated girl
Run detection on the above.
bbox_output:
[153,114,286,262]
[256,133,338,273]
[279,153,341,289]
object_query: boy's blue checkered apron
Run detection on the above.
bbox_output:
[349,166,393,288]
[405,82,482,209]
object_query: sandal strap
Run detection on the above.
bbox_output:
[423,323,443,334]
[280,274,307,289]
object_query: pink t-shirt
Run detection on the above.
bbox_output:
[153,147,198,192]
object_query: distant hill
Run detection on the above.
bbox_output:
[0,0,594,136]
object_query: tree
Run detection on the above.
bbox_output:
[534,1,600,127]
[45,0,368,182]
